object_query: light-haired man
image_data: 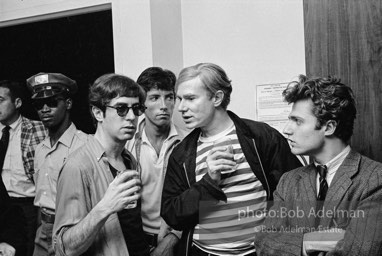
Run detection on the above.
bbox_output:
[161,63,301,255]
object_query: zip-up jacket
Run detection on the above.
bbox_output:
[160,111,302,255]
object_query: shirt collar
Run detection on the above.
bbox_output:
[89,135,107,161]
[42,123,77,148]
[137,115,179,144]
[90,135,133,164]
[314,145,351,175]
[8,115,22,131]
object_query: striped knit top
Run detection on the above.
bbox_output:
[193,125,267,255]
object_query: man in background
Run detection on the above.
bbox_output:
[0,80,47,256]
[161,63,301,255]
[254,75,382,255]
[27,72,89,256]
[126,67,187,255]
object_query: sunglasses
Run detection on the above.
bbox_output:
[106,103,146,117]
[32,97,65,110]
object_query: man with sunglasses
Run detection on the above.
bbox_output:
[0,80,47,256]
[126,67,188,256]
[26,72,89,256]
[53,74,150,256]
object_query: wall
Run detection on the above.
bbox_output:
[304,0,382,161]
[181,0,306,120]
[0,0,306,126]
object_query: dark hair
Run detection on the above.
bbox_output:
[0,80,24,101]
[136,67,176,93]
[89,73,145,113]
[283,74,357,142]
[175,63,232,109]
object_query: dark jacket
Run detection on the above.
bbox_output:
[161,111,302,255]
[0,179,27,256]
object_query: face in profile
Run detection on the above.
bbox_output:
[0,87,20,125]
[144,89,175,128]
[283,98,327,157]
[176,77,216,130]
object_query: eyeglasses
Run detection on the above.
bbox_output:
[106,104,146,117]
[32,97,65,110]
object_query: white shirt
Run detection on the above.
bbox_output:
[126,115,183,234]
[315,145,351,196]
[1,116,35,197]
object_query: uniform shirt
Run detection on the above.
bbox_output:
[34,123,88,212]
[1,116,34,197]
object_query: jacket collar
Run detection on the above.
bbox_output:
[298,150,361,227]
[171,111,257,185]
[172,111,251,161]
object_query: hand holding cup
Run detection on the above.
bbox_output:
[206,137,236,182]
[101,170,141,214]
[116,169,140,209]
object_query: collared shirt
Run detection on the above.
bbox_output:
[315,145,351,195]
[34,123,88,212]
[126,115,184,234]
[54,136,146,256]
[1,116,35,197]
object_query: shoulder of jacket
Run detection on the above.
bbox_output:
[279,165,307,183]
[241,118,278,134]
[236,118,283,144]
[170,129,199,160]
[21,116,45,132]
[358,153,382,174]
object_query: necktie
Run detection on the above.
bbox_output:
[317,165,328,201]
[0,126,11,171]
[315,164,328,228]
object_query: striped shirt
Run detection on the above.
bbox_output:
[194,126,267,255]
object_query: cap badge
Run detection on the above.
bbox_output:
[35,74,49,84]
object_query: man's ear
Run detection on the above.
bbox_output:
[91,106,104,122]
[213,90,224,107]
[324,120,338,136]
[66,98,73,110]
[15,98,22,109]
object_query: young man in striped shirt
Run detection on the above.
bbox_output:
[161,63,301,256]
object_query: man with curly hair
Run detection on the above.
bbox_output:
[254,75,382,255]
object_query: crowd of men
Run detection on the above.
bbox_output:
[0,63,381,256]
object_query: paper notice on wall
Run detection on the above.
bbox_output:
[255,83,309,166]
[256,83,291,134]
